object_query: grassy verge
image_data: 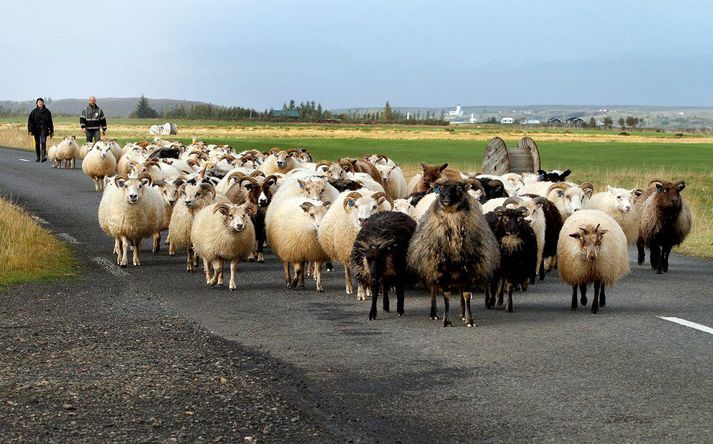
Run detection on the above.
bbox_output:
[0,197,76,290]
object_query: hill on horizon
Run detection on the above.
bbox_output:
[0,97,213,118]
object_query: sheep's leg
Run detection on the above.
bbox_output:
[579,283,588,306]
[289,262,302,289]
[396,284,405,317]
[314,262,324,293]
[186,247,194,272]
[496,278,505,307]
[369,283,379,320]
[592,281,600,314]
[442,291,452,327]
[215,259,224,286]
[152,232,160,254]
[229,259,238,291]
[282,262,292,286]
[93,178,99,192]
[203,257,213,285]
[662,243,672,273]
[192,250,199,267]
[298,261,306,287]
[463,291,474,327]
[460,291,466,320]
[120,236,130,267]
[356,284,366,301]
[113,238,122,264]
[539,260,546,281]
[571,285,578,311]
[506,282,514,313]
[382,284,390,313]
[345,267,354,295]
[650,240,661,272]
[600,283,606,307]
[132,240,141,266]
[429,286,439,320]
[637,238,646,265]
[168,240,176,256]
[207,260,220,286]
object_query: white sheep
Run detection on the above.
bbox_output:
[585,186,641,244]
[557,209,629,313]
[98,177,164,267]
[47,144,58,167]
[82,141,117,192]
[191,202,257,290]
[317,189,393,299]
[267,198,332,292]
[375,164,408,199]
[79,142,93,160]
[520,181,593,219]
[55,136,80,169]
[258,149,303,175]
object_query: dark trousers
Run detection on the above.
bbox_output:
[33,129,47,160]
[86,129,101,143]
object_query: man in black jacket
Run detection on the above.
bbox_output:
[80,96,107,143]
[27,98,54,162]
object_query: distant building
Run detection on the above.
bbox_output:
[547,117,562,125]
[523,119,541,125]
[270,109,300,119]
[447,105,464,118]
[501,117,515,124]
[566,117,585,127]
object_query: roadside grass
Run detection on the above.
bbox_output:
[0,197,76,290]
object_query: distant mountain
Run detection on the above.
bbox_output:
[0,97,213,118]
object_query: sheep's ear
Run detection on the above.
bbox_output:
[655,183,664,192]
[556,190,565,197]
[607,185,614,193]
[244,203,257,217]
[561,169,571,179]
[377,196,387,206]
[116,178,126,188]
[322,201,332,209]
[297,179,305,189]
[598,228,609,235]
[472,189,483,199]
[141,177,151,187]
[676,181,686,192]
[213,204,230,216]
[631,188,642,197]
[300,202,315,212]
[568,232,581,239]
[519,207,530,217]
[420,162,428,170]
[494,207,505,217]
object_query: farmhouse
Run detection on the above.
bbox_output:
[270,109,300,120]
[566,116,585,127]
[547,117,562,125]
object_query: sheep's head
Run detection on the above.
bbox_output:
[504,196,545,226]
[296,148,312,162]
[271,149,292,169]
[367,154,390,165]
[606,186,636,213]
[547,183,587,217]
[213,203,256,232]
[181,181,216,209]
[433,178,470,211]
[493,206,531,237]
[343,191,392,227]
[501,173,525,196]
[355,237,399,278]
[392,198,414,216]
[94,141,112,158]
[420,162,449,189]
[650,180,686,212]
[116,177,150,205]
[569,223,608,262]
[377,164,400,184]
[315,161,346,180]
[258,175,279,207]
[297,177,330,200]
[158,177,184,206]
[300,201,331,230]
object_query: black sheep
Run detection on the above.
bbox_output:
[537,169,571,183]
[522,193,564,278]
[475,177,508,202]
[350,211,417,320]
[485,206,538,312]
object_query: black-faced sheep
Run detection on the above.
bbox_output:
[406,179,500,327]
[557,209,629,313]
[350,211,417,320]
[635,180,692,274]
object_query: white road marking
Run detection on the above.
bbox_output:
[19,158,30,162]
[31,216,50,225]
[658,316,713,336]
[56,233,80,245]
[92,257,129,278]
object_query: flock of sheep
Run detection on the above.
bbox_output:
[48,135,693,326]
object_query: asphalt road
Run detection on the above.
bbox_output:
[2,146,712,442]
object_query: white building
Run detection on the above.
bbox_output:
[523,119,540,125]
[447,105,464,119]
[501,117,515,124]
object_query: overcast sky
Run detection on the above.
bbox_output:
[2,0,712,109]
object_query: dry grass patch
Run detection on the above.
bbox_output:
[0,124,36,150]
[0,197,76,289]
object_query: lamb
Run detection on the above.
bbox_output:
[484,206,538,312]
[407,162,462,194]
[98,177,164,267]
[267,198,332,291]
[317,189,393,298]
[635,180,692,274]
[167,180,220,271]
[55,136,80,169]
[557,209,630,313]
[191,202,257,290]
[406,178,500,327]
[585,186,641,244]
[350,211,417,320]
[375,163,408,199]
[82,142,117,192]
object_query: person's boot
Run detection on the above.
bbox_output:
[41,148,47,162]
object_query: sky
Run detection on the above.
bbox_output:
[2,0,713,109]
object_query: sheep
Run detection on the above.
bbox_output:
[365,154,396,167]
[82,141,117,192]
[521,193,564,273]
[537,169,571,183]
[473,176,508,202]
[375,163,408,199]
[407,162,462,194]
[265,176,339,231]
[406,178,500,327]
[476,174,522,197]
[484,206,538,312]
[393,197,416,218]
[47,144,58,167]
[267,198,332,291]
[79,142,93,160]
[313,160,347,180]
[154,177,184,248]
[105,140,123,160]
[503,196,547,282]
[350,211,417,320]
[338,157,383,187]
[317,189,394,298]
[98,177,164,267]
[412,186,484,223]
[55,136,80,169]
[557,209,630,313]
[522,181,593,219]
[191,202,257,290]
[635,180,692,274]
[167,180,220,271]
[585,186,642,245]
[259,148,303,175]
[131,159,183,184]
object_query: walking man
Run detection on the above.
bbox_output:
[27,98,54,162]
[80,96,107,143]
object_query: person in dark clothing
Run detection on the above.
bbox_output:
[27,98,54,162]
[80,96,107,143]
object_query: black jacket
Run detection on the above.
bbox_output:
[27,107,54,135]
[80,104,107,130]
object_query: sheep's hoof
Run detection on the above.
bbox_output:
[581,296,588,306]
[257,254,264,263]
[591,307,598,314]
[317,288,324,293]
[398,313,404,317]
[326,263,333,272]
[247,255,255,262]
[507,305,513,313]
[169,252,175,257]
[369,313,377,320]
[430,315,439,320]
[443,319,452,327]
[465,320,474,327]
[230,287,236,291]
[656,269,662,274]
[120,263,127,268]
